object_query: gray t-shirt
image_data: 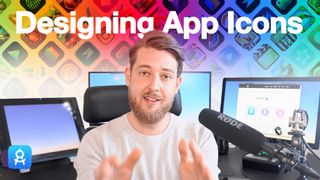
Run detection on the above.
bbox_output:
[74,113,220,180]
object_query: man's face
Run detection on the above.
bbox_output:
[125,47,182,124]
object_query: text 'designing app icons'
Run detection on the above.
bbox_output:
[8,145,32,170]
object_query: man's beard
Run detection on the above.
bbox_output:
[128,90,173,125]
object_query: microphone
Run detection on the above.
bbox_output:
[199,108,320,178]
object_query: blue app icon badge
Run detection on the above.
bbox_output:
[248,107,255,115]
[8,145,32,169]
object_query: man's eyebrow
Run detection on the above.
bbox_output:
[137,65,151,69]
[162,68,175,74]
[136,65,175,74]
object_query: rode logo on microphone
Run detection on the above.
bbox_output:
[217,114,244,130]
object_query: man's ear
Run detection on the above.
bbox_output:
[125,67,131,87]
[175,76,182,94]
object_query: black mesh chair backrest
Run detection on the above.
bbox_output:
[83,85,182,127]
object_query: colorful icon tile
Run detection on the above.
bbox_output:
[3,42,28,67]
[219,46,240,66]
[290,43,315,69]
[93,0,118,12]
[308,0,320,15]
[0,25,10,47]
[39,41,64,67]
[94,59,118,71]
[199,0,224,15]
[111,41,131,67]
[39,77,63,96]
[235,30,260,50]
[168,29,188,46]
[150,7,168,30]
[56,0,82,12]
[3,78,27,97]
[57,33,80,49]
[308,25,320,50]
[184,43,206,69]
[97,27,115,46]
[41,4,61,19]
[271,27,297,51]
[0,0,11,15]
[218,8,240,32]
[21,30,46,49]
[57,59,81,84]
[271,0,296,14]
[199,30,224,51]
[20,0,45,14]
[130,0,156,14]
[76,41,100,66]
[254,7,277,29]
[291,6,315,33]
[309,61,320,76]
[236,0,260,14]
[253,44,279,70]
[163,0,188,14]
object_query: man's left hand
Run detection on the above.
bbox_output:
[178,139,213,180]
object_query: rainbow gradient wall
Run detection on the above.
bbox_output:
[0,0,319,112]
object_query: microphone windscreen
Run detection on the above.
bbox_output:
[199,108,266,154]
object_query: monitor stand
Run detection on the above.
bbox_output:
[19,168,30,173]
[242,153,285,173]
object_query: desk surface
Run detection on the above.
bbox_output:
[1,148,319,180]
[219,147,320,180]
[0,158,76,180]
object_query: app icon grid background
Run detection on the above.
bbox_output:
[0,0,319,112]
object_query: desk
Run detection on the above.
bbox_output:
[0,158,76,180]
[219,148,320,180]
[0,148,319,180]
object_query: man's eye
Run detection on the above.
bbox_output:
[162,75,172,80]
[139,71,149,76]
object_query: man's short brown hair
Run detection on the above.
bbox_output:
[129,31,184,77]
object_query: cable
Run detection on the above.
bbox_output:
[302,137,320,161]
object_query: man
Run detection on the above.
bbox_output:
[74,30,220,180]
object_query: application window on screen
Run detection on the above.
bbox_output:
[236,83,301,140]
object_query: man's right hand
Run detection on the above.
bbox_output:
[95,148,141,180]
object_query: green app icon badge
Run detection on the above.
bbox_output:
[0,25,9,46]
[308,25,320,50]
[253,44,279,70]
[39,41,64,67]
[0,0,11,14]
[309,62,320,76]
[76,42,100,66]
[308,0,320,15]
[3,42,28,67]
[20,0,46,14]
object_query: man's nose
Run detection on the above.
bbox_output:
[148,75,161,92]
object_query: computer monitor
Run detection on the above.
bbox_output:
[0,98,85,163]
[89,71,211,122]
[221,77,320,149]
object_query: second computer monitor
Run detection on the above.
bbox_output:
[221,77,320,149]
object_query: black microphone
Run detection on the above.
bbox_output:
[199,108,320,179]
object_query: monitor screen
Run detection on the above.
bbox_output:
[0,98,85,163]
[89,71,211,122]
[221,77,320,149]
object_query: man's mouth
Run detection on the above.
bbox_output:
[144,95,161,102]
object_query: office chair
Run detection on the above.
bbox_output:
[83,85,182,132]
